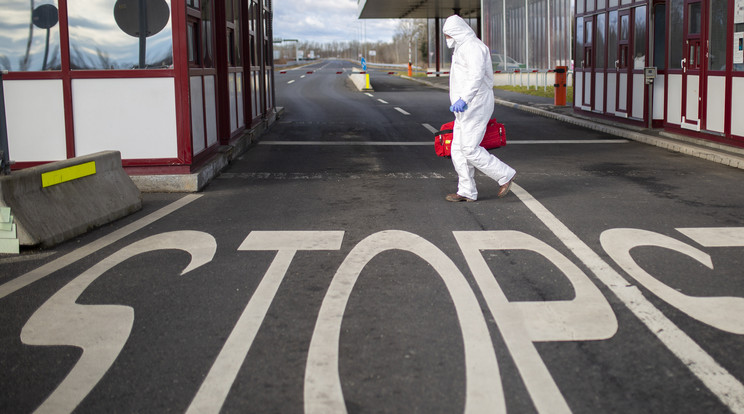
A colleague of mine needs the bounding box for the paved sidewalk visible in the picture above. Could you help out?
[403,74,744,170]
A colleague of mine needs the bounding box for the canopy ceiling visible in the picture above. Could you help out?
[357,0,481,19]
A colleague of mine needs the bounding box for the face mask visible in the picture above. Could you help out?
[446,37,456,49]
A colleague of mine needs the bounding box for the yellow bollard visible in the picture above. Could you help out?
[365,73,371,89]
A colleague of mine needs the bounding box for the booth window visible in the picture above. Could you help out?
[669,0,683,69]
[67,0,173,69]
[633,6,647,70]
[707,0,726,71]
[0,0,62,71]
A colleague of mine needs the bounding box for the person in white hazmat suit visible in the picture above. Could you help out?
[443,15,516,202]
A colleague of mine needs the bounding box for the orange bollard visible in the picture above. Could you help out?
[554,66,568,106]
[408,62,412,77]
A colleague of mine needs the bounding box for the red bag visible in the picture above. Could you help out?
[434,119,506,157]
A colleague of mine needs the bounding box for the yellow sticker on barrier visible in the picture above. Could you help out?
[41,161,97,188]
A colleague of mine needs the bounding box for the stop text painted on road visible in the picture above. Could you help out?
[12,185,744,413]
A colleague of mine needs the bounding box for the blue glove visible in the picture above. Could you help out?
[449,99,468,113]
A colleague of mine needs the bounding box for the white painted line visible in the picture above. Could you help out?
[188,231,344,414]
[287,80,295,84]
[512,183,744,413]
[364,93,374,97]
[511,139,629,144]
[377,99,388,104]
[301,75,306,78]
[395,107,410,115]
[22,231,217,414]
[421,123,439,134]
[258,140,628,146]
[0,195,202,299]
[219,172,448,180]
[259,141,430,146]
[305,230,504,414]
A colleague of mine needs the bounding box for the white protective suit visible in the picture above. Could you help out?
[443,15,515,200]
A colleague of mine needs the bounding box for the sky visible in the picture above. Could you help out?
[273,0,399,44]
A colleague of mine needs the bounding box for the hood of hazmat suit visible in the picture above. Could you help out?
[442,15,494,108]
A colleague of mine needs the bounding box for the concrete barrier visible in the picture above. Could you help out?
[348,68,373,92]
[0,151,141,247]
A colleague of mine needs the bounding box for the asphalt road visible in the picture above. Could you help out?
[1,59,744,413]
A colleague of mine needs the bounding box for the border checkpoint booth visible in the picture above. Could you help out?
[0,0,278,192]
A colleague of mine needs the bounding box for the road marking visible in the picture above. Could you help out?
[601,228,744,335]
[22,231,217,414]
[512,139,628,144]
[188,231,344,414]
[364,93,374,97]
[0,194,202,300]
[258,140,628,146]
[287,80,295,84]
[259,141,430,146]
[305,230,504,414]
[422,123,438,133]
[512,183,744,413]
[377,99,388,104]
[218,172,448,180]
[395,107,410,115]
[456,230,617,414]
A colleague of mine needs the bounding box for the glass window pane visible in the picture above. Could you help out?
[576,18,584,63]
[736,23,744,71]
[708,0,726,71]
[608,11,618,69]
[634,6,647,69]
[688,2,701,35]
[0,0,61,71]
[669,0,683,69]
[653,4,666,69]
[596,14,606,68]
[69,0,173,69]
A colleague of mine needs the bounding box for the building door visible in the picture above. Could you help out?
[680,0,705,131]
[614,9,631,118]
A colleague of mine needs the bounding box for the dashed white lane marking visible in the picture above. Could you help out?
[422,123,438,133]
[377,99,388,104]
[287,80,295,84]
[395,107,411,115]
[512,183,744,413]
[364,93,374,97]
[0,195,202,299]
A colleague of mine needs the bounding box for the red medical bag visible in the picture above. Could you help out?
[434,119,506,157]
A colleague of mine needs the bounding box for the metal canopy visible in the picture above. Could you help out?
[357,0,481,19]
